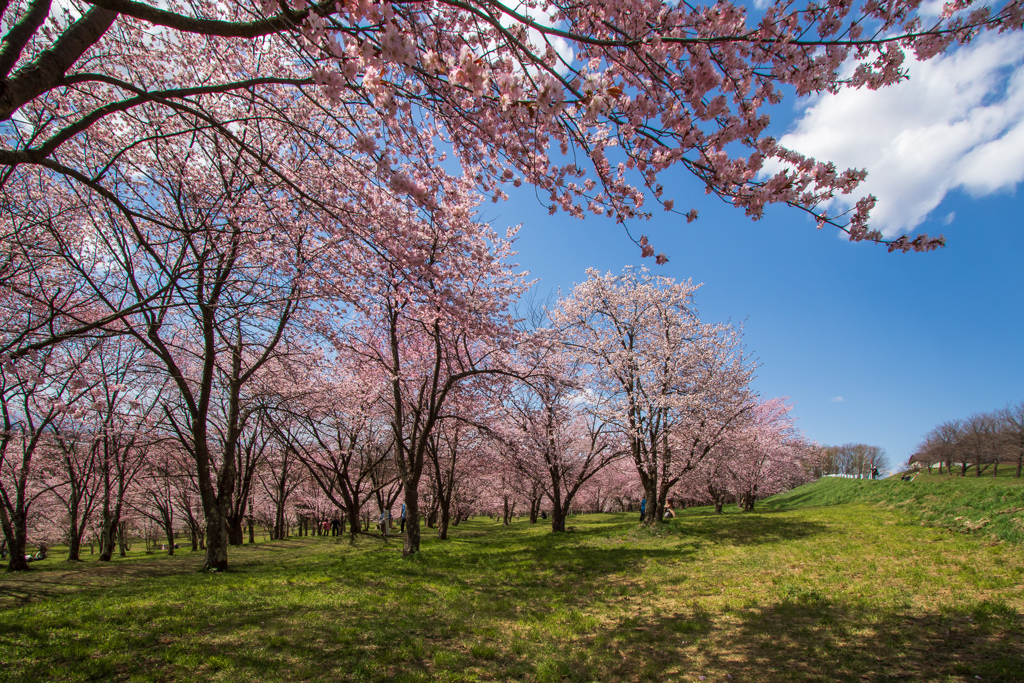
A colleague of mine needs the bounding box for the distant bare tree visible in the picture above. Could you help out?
[958,413,1001,477]
[820,443,888,478]
[998,402,1024,478]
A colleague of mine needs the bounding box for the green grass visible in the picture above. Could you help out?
[1,482,1023,682]
[766,471,1024,543]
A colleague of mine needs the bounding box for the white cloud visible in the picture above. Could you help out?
[495,1,575,76]
[831,396,845,403]
[771,33,1024,237]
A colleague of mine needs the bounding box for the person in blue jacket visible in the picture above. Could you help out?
[639,498,646,522]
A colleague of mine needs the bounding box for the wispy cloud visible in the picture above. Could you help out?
[831,396,845,403]
[769,33,1024,237]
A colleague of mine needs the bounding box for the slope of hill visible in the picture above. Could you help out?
[763,472,1024,543]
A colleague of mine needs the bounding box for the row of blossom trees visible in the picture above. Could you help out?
[2,259,817,571]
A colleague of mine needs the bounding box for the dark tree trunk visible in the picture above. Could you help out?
[402,485,420,557]
[228,518,245,546]
[65,496,85,562]
[550,507,566,532]
[165,524,176,556]
[529,496,541,524]
[438,506,450,540]
[67,533,82,562]
[347,505,361,541]
[204,504,229,572]
[641,479,659,524]
[98,504,121,562]
[117,521,129,557]
[4,514,30,572]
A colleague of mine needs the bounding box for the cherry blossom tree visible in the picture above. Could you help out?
[550,266,754,524]
[423,400,497,539]
[324,175,527,555]
[0,340,97,570]
[3,0,1021,266]
[720,398,812,511]
[72,338,163,562]
[136,440,185,555]
[257,437,307,540]
[46,412,103,561]
[268,365,397,540]
[501,347,625,532]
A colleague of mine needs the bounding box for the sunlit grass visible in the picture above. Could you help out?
[766,471,1024,543]
[1,480,1022,682]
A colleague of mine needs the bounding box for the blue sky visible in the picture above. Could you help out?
[485,33,1024,470]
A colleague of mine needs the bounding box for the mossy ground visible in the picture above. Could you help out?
[1,477,1022,682]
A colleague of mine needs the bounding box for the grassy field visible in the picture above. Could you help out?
[1,478,1022,682]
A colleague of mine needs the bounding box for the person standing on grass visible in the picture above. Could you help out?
[400,504,406,533]
[639,498,646,522]
[379,509,391,536]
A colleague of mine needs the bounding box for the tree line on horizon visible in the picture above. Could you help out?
[909,402,1024,477]
[812,443,889,479]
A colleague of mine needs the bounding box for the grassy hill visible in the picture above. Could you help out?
[764,471,1024,543]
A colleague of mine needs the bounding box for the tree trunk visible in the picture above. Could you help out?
[98,504,121,562]
[274,501,286,540]
[67,533,82,562]
[402,486,420,557]
[641,479,659,524]
[4,514,30,572]
[550,506,566,532]
[165,523,176,556]
[437,505,450,540]
[117,521,129,557]
[204,505,229,572]
[346,504,361,541]
[529,496,541,524]
[228,518,245,546]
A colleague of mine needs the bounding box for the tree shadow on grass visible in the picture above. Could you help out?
[559,593,1024,683]
[650,512,832,549]
[709,595,1024,682]
[0,554,206,608]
